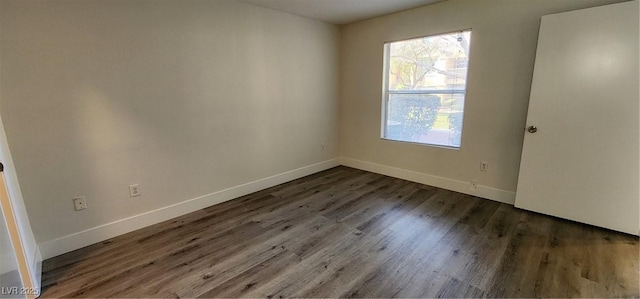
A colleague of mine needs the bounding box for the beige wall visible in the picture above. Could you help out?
[339,0,626,196]
[0,0,339,246]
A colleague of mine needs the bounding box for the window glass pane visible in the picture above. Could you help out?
[386,93,463,147]
[383,30,471,148]
[388,31,470,92]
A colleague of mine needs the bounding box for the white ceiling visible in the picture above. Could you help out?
[237,0,445,25]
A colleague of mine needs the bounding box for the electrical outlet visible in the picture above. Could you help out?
[73,196,87,211]
[480,161,489,171]
[470,180,478,190]
[129,184,141,197]
[321,143,326,151]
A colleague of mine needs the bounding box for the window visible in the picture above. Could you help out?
[382,30,471,148]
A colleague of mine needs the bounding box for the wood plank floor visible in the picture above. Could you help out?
[40,166,639,298]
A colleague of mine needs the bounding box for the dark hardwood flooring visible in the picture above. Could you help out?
[40,166,639,298]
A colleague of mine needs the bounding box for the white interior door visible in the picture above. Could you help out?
[0,112,41,296]
[515,1,639,235]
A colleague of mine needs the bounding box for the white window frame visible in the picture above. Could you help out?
[381,29,472,149]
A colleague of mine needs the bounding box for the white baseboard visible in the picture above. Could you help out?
[340,157,515,205]
[38,157,515,259]
[38,158,340,259]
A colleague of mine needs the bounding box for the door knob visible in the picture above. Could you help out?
[527,126,538,133]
